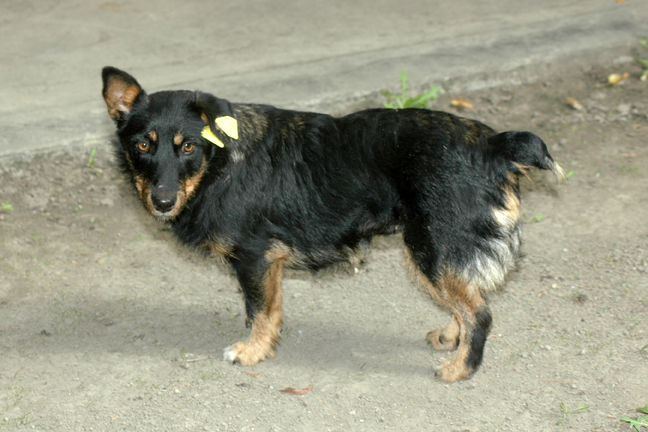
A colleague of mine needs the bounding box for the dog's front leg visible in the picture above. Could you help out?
[223,247,287,366]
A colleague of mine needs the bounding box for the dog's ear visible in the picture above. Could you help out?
[191,92,237,147]
[192,92,233,125]
[102,67,147,123]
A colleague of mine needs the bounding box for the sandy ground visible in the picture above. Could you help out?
[0,49,647,431]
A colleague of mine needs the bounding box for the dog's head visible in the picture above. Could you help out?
[102,67,234,221]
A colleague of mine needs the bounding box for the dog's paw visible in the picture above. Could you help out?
[426,328,460,351]
[222,346,238,363]
[223,340,275,366]
[434,358,474,382]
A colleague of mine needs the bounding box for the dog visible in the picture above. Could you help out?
[101,66,563,382]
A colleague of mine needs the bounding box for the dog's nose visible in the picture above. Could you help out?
[151,193,176,213]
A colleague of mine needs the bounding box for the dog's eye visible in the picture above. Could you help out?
[183,142,194,153]
[137,142,149,152]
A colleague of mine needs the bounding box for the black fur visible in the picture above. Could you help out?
[466,307,493,372]
[102,66,562,381]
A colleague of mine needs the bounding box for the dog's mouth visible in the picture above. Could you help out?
[132,161,208,222]
[150,189,183,218]
[150,193,185,220]
[147,190,187,221]
[133,176,187,221]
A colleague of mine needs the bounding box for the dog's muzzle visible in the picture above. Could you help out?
[151,184,178,213]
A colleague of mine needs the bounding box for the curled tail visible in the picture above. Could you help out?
[488,131,565,182]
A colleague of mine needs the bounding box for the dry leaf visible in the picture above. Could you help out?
[244,371,260,378]
[279,387,297,394]
[566,97,583,110]
[607,72,629,85]
[451,98,474,109]
[279,384,313,395]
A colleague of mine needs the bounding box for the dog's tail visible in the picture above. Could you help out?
[487,131,565,182]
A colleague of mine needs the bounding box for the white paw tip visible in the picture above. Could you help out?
[223,346,236,363]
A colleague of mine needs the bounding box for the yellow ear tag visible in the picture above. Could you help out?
[201,126,225,148]
[215,116,239,140]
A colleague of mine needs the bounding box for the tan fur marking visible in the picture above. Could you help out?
[174,133,184,145]
[405,255,486,382]
[507,171,519,186]
[262,252,286,329]
[207,239,234,257]
[435,336,472,381]
[200,112,209,125]
[492,186,521,228]
[121,86,140,111]
[148,130,158,142]
[182,158,208,201]
[437,270,484,311]
[225,247,288,365]
[124,149,135,171]
[134,158,208,221]
[133,174,155,214]
[133,174,145,194]
[513,160,566,183]
[433,270,486,382]
[104,78,140,120]
[512,162,533,181]
[427,314,460,351]
[266,242,291,263]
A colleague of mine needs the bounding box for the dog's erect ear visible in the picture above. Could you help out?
[102,66,146,122]
[192,92,233,125]
[191,92,236,147]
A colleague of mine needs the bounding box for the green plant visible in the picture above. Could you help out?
[530,214,544,223]
[621,405,648,431]
[88,148,96,167]
[556,402,589,425]
[1,203,13,213]
[381,71,441,109]
[636,39,648,81]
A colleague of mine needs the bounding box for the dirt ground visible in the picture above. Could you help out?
[1,48,647,431]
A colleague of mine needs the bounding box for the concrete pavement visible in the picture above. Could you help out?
[1,0,646,160]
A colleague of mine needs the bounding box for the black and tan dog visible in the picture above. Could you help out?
[102,66,563,382]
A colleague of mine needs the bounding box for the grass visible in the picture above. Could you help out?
[381,71,441,109]
[621,405,648,431]
[636,39,648,81]
[530,214,544,223]
[1,203,13,213]
[556,402,589,425]
[88,148,96,168]
[522,213,545,223]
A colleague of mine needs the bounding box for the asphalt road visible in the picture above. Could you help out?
[0,0,646,159]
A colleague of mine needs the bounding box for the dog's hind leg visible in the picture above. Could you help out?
[223,244,289,366]
[426,313,460,351]
[405,230,493,382]
[428,271,492,382]
[419,268,492,381]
